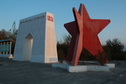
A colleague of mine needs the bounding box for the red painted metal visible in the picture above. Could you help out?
[64,4,110,66]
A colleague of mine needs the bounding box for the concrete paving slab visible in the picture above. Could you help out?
[0,57,126,84]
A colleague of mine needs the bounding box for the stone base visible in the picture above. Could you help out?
[0,54,13,59]
[52,63,115,72]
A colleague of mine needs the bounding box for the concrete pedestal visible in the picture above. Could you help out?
[52,63,115,73]
[105,63,115,68]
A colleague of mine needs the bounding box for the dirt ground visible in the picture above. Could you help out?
[0,57,126,84]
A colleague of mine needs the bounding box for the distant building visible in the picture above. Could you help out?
[0,39,13,58]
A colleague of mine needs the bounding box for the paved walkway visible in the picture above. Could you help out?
[0,57,126,84]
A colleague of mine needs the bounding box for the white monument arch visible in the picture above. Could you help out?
[13,12,58,63]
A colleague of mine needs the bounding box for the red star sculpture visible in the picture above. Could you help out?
[64,4,110,66]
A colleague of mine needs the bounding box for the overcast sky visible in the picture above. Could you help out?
[0,0,126,45]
